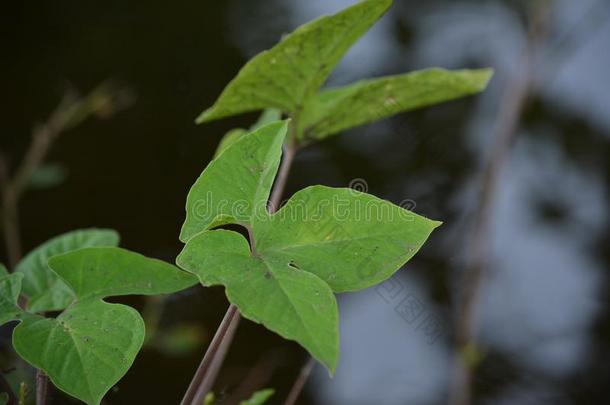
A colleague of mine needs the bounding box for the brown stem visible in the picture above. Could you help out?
[180,305,241,405]
[448,6,548,405]
[269,135,297,212]
[35,370,49,405]
[181,132,299,405]
[284,357,315,405]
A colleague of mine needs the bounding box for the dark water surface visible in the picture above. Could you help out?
[2,0,609,404]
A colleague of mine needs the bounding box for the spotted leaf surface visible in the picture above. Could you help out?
[196,0,392,123]
[180,121,288,242]
[178,123,440,373]
[177,230,339,373]
[299,68,494,140]
[13,300,144,405]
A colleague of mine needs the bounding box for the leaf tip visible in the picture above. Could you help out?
[472,68,494,91]
[195,110,209,125]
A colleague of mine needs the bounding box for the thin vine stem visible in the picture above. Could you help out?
[284,357,315,405]
[181,126,299,405]
[448,5,548,405]
[35,370,49,405]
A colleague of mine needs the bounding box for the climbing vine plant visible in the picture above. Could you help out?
[0,0,491,404]
[179,0,491,376]
[0,230,196,404]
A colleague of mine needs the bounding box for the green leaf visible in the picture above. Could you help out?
[203,392,215,405]
[0,392,8,405]
[299,68,494,140]
[13,300,145,405]
[254,186,441,292]
[178,117,441,373]
[180,120,288,242]
[47,247,198,300]
[16,229,120,312]
[196,0,393,123]
[10,246,196,405]
[0,263,8,276]
[177,230,339,373]
[0,273,24,326]
[240,388,275,405]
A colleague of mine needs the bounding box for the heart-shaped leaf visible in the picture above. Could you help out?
[7,247,197,405]
[16,229,120,312]
[196,0,393,123]
[13,300,144,405]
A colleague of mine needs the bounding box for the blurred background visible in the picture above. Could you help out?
[1,0,609,404]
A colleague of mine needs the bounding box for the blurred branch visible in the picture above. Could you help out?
[283,357,315,405]
[0,81,133,268]
[540,0,610,78]
[448,4,550,405]
[0,81,132,405]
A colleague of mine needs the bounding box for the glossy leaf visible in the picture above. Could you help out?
[254,186,441,292]
[47,247,198,300]
[177,230,339,373]
[240,388,275,405]
[196,0,392,123]
[180,121,288,242]
[299,68,494,140]
[16,229,120,312]
[0,273,24,326]
[13,300,144,405]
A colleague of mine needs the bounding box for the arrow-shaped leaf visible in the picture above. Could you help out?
[299,68,494,140]
[180,121,288,242]
[178,122,440,373]
[196,0,393,123]
[13,300,144,405]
